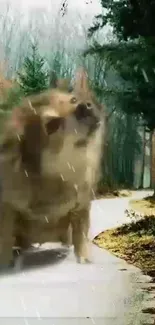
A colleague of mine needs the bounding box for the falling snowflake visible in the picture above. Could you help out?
[103,79,107,87]
[17,133,21,141]
[91,188,96,199]
[141,68,149,83]
[24,170,28,177]
[134,65,138,72]
[45,216,49,223]
[72,166,75,173]
[60,174,65,181]
[67,162,71,169]
[74,184,78,192]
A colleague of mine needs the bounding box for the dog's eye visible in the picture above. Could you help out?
[70,97,77,104]
[87,102,92,109]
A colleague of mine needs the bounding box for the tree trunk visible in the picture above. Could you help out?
[149,131,153,189]
[139,127,146,189]
[151,129,155,196]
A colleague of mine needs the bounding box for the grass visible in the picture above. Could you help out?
[129,195,155,215]
[96,188,132,199]
[94,202,155,278]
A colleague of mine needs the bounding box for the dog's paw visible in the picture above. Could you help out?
[63,244,71,249]
[13,255,24,272]
[76,256,92,264]
[0,248,24,273]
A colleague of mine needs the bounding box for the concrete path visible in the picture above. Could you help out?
[89,189,153,239]
[0,190,154,325]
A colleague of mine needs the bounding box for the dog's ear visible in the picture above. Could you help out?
[73,67,89,94]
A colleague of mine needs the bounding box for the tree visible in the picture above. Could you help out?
[83,53,142,191]
[88,0,155,41]
[0,74,23,136]
[17,43,49,96]
[86,0,155,190]
[86,0,155,130]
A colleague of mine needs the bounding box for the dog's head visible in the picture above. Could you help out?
[61,68,103,148]
[1,68,103,174]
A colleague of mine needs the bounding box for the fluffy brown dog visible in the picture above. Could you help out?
[0,68,104,267]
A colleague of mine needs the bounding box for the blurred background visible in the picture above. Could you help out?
[0,0,153,193]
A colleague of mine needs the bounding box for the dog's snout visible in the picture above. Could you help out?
[74,103,100,136]
[74,103,90,120]
[74,103,99,123]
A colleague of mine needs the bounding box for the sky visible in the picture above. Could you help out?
[20,0,101,10]
[0,0,104,56]
[0,0,102,15]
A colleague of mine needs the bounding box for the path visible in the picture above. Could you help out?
[89,189,153,239]
[0,190,154,325]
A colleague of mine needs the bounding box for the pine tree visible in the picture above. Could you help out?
[86,0,155,190]
[18,44,49,96]
[86,0,155,131]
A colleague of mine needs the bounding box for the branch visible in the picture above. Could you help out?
[60,0,68,17]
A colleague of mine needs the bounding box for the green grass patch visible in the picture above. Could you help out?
[94,215,155,278]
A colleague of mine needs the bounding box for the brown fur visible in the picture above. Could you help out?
[0,68,104,266]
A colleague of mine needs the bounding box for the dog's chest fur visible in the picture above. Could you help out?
[0,133,99,224]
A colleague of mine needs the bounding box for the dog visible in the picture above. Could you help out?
[0,68,104,267]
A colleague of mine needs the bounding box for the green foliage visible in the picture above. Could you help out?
[0,85,23,136]
[18,43,49,96]
[49,51,74,88]
[0,86,23,113]
[86,1,155,131]
[85,0,155,189]
[99,110,142,189]
[88,1,155,41]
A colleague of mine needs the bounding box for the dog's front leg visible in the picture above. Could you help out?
[0,203,16,269]
[71,208,91,264]
[57,216,72,248]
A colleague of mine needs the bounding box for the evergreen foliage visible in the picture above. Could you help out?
[18,43,49,96]
[86,0,155,131]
